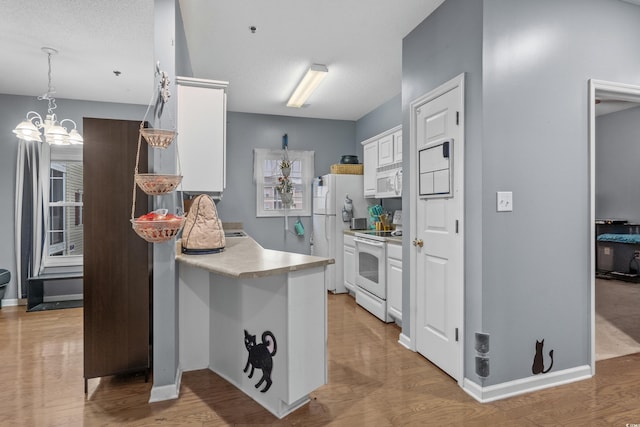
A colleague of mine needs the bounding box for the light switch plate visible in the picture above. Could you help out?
[497,191,513,212]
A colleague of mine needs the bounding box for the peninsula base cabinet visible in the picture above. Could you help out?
[343,234,356,292]
[178,263,327,419]
[386,242,402,323]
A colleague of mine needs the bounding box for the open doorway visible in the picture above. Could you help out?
[589,79,640,372]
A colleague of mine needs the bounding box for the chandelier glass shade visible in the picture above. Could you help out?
[13,47,83,145]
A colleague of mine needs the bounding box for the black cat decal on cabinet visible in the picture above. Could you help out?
[531,339,554,374]
[243,329,277,393]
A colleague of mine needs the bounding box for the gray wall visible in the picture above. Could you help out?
[402,0,484,381]
[216,111,355,254]
[355,93,402,158]
[480,0,640,386]
[403,0,640,387]
[596,106,640,222]
[0,94,146,303]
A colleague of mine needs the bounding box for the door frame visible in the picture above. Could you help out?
[409,73,465,384]
[588,79,640,374]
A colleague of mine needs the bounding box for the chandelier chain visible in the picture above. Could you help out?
[37,51,57,115]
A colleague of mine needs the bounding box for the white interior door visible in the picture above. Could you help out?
[413,82,464,381]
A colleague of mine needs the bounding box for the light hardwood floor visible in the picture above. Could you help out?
[2,294,640,426]
[596,278,640,360]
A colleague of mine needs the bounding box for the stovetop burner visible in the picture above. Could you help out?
[354,230,395,242]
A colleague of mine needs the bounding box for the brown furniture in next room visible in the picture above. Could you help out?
[83,118,152,392]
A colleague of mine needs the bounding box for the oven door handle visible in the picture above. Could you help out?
[354,237,386,247]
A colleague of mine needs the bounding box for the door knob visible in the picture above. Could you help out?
[413,238,423,248]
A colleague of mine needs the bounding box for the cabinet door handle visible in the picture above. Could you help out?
[412,238,423,248]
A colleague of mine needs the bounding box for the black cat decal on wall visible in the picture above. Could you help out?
[243,329,277,393]
[532,339,554,374]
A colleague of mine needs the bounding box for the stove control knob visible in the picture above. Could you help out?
[413,238,423,248]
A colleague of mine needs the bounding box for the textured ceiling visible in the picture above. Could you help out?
[0,0,444,121]
[0,0,155,106]
[179,0,445,120]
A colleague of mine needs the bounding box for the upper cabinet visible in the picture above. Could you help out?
[362,140,379,197]
[378,133,394,167]
[379,129,402,166]
[392,129,402,163]
[361,125,402,199]
[176,77,228,195]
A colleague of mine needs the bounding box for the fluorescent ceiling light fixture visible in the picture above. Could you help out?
[286,64,328,108]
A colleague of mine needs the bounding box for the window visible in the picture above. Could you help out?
[44,145,83,267]
[254,149,314,217]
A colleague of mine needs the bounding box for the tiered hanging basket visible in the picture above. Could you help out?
[135,173,183,196]
[130,127,185,242]
[140,128,177,149]
[131,215,186,243]
[130,65,185,243]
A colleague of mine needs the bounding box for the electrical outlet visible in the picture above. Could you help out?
[475,332,490,354]
[475,356,490,378]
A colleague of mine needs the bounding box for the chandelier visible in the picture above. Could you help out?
[13,47,83,145]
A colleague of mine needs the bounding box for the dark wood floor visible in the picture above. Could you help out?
[1,294,640,426]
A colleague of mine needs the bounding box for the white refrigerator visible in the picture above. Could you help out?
[312,174,371,293]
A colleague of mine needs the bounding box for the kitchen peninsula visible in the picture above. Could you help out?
[176,230,333,418]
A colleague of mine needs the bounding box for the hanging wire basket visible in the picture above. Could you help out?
[131,215,185,243]
[140,128,177,149]
[135,173,183,195]
[129,62,185,244]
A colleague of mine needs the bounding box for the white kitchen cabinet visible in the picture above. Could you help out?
[362,140,378,198]
[379,128,403,167]
[393,129,402,163]
[176,76,228,194]
[343,234,356,293]
[378,133,394,167]
[361,125,402,199]
[387,242,402,322]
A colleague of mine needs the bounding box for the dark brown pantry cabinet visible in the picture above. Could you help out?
[83,118,152,392]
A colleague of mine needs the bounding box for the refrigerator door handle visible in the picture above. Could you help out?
[324,185,329,214]
[325,214,329,242]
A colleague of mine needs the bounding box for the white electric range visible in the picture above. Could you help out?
[353,230,396,322]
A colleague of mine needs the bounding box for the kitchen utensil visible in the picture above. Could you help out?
[342,194,353,222]
[379,213,390,230]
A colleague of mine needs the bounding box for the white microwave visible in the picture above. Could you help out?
[376,164,402,198]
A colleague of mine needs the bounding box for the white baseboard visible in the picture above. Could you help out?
[1,298,19,308]
[463,365,592,403]
[149,367,182,403]
[43,293,83,302]
[398,333,413,350]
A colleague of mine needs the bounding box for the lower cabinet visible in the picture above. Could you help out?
[343,234,356,292]
[387,242,402,322]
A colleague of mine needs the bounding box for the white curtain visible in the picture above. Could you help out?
[14,139,48,298]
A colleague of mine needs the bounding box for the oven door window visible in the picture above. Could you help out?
[358,251,379,284]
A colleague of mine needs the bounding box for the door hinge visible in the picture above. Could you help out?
[455,328,459,342]
[455,220,459,233]
[456,111,459,125]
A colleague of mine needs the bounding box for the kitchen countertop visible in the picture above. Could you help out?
[176,231,334,279]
